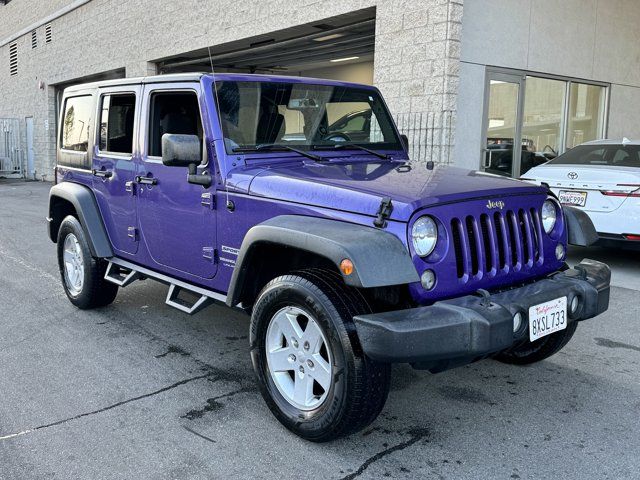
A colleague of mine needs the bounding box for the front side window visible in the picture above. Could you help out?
[148,91,202,158]
[99,94,136,154]
[61,95,92,152]
[549,144,640,168]
[214,81,401,154]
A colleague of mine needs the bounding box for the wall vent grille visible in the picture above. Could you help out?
[31,30,37,49]
[9,42,17,76]
[45,23,52,43]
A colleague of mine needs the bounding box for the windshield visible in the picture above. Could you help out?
[214,80,402,154]
[549,144,640,168]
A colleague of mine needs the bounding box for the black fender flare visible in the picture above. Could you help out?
[563,206,599,247]
[48,182,113,258]
[226,215,420,307]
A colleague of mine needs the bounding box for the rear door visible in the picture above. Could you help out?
[92,86,141,255]
[135,83,217,279]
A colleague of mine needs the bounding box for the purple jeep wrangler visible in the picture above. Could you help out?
[48,73,610,441]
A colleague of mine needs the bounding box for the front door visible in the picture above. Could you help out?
[92,86,140,256]
[482,72,525,177]
[136,84,217,280]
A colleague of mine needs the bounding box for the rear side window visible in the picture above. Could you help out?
[61,95,92,152]
[148,91,202,157]
[99,94,136,154]
[550,144,640,168]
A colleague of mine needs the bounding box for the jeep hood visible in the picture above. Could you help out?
[236,159,544,222]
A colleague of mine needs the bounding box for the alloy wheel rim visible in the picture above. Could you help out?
[63,233,84,296]
[265,306,333,411]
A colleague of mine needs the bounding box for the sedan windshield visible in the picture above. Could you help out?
[214,80,402,154]
[549,144,640,168]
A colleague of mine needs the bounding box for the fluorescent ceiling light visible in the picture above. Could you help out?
[313,33,345,42]
[330,56,360,63]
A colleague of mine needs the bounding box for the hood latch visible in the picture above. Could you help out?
[373,197,393,228]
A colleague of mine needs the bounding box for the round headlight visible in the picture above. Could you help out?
[412,216,438,257]
[541,200,557,234]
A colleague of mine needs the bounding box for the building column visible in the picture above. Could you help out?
[125,61,157,78]
[374,0,463,164]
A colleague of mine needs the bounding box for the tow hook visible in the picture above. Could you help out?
[475,289,492,307]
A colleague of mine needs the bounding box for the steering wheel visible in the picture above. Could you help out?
[543,144,557,155]
[323,132,351,143]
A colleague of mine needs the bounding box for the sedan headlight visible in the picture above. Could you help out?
[411,216,438,256]
[541,199,558,234]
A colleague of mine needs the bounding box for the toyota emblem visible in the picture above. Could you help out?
[567,172,578,180]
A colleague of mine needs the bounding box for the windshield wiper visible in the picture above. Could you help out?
[313,143,390,160]
[233,144,325,162]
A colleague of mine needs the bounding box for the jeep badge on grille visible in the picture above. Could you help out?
[486,200,505,210]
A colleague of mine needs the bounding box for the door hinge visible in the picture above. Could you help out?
[127,226,138,241]
[202,247,217,262]
[201,192,215,209]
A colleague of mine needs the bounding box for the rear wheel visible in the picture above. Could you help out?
[57,215,118,309]
[495,321,578,365]
[249,269,390,442]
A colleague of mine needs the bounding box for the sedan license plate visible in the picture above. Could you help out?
[559,190,587,207]
[529,297,567,342]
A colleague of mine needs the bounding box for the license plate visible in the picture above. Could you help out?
[559,190,587,207]
[529,297,567,342]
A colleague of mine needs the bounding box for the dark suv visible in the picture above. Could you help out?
[47,73,610,441]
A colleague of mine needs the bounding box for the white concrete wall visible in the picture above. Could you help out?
[0,0,70,40]
[0,0,463,178]
[454,0,640,170]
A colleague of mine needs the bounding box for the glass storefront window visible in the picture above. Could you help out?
[522,76,565,161]
[566,82,606,149]
[483,70,608,178]
[487,80,519,141]
[485,79,520,177]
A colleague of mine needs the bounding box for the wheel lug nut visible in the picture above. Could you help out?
[288,354,296,362]
[307,359,314,368]
[291,339,299,349]
[303,341,310,351]
[299,365,304,374]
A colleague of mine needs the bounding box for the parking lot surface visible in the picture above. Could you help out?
[1,180,639,480]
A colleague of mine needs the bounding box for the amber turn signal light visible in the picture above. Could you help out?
[340,259,354,276]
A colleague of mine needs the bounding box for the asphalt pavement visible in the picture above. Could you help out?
[1,180,639,479]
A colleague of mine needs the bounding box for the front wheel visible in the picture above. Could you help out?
[495,321,578,365]
[249,269,390,442]
[57,215,118,309]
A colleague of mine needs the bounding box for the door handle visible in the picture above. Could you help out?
[135,175,158,185]
[92,169,113,178]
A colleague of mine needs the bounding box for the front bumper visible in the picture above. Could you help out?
[353,259,610,372]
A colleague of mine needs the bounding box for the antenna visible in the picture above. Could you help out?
[207,45,235,211]
[208,45,222,112]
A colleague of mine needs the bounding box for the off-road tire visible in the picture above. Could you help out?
[57,215,118,309]
[495,321,578,365]
[249,268,391,442]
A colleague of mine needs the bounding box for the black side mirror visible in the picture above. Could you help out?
[161,134,201,167]
[161,133,212,188]
[400,134,409,151]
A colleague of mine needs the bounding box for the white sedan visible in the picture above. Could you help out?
[521,139,640,247]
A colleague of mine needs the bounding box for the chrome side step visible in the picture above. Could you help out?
[104,262,142,287]
[165,284,212,315]
[104,257,226,315]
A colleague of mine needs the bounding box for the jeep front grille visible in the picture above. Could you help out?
[450,208,544,282]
